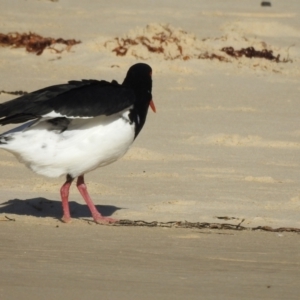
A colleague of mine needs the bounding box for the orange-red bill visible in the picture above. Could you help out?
[149,99,156,113]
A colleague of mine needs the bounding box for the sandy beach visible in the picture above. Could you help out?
[1,0,300,298]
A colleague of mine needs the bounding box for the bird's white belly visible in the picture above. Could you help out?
[1,113,135,178]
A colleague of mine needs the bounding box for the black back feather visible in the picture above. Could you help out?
[0,63,153,138]
[0,80,135,125]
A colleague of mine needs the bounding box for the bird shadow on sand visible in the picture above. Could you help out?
[0,198,122,220]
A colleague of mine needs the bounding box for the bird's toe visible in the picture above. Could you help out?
[94,216,118,225]
[61,215,72,223]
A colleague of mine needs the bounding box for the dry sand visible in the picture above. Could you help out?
[0,0,300,299]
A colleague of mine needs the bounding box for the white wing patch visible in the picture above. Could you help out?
[42,110,93,119]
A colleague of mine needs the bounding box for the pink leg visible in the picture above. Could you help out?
[60,175,74,223]
[76,175,117,224]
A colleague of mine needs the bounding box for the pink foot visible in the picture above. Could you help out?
[76,175,118,224]
[93,214,118,224]
[61,215,72,223]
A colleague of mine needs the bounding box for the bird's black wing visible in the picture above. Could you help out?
[0,80,135,125]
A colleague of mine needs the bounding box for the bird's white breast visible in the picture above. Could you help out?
[0,109,135,178]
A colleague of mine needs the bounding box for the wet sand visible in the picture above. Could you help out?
[1,222,300,300]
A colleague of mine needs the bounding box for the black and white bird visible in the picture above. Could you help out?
[0,63,155,224]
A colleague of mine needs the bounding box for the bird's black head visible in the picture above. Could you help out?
[122,63,152,92]
[122,63,155,139]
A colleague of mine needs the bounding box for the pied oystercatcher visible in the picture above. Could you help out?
[0,63,156,224]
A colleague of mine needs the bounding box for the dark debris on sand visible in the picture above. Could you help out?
[0,90,28,96]
[113,220,300,233]
[221,46,292,63]
[0,32,81,55]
